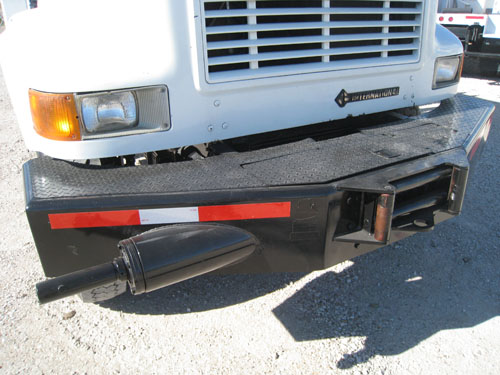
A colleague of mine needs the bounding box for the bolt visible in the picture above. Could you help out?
[222,122,228,130]
[411,94,415,99]
[207,125,214,132]
[214,100,221,107]
[410,75,414,81]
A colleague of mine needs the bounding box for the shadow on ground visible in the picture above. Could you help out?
[99,272,305,314]
[273,239,499,369]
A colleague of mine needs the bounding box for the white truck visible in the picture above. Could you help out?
[0,0,494,304]
[437,0,500,73]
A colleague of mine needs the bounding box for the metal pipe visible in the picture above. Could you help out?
[374,194,391,242]
[392,193,446,218]
[392,167,452,193]
[36,259,127,304]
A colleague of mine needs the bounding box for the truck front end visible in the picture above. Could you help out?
[2,0,463,159]
[0,0,494,304]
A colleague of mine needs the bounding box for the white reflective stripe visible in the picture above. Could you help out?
[139,207,200,225]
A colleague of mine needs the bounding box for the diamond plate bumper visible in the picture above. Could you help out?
[24,94,494,277]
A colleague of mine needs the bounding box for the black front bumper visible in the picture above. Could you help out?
[24,95,494,277]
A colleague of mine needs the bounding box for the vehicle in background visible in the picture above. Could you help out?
[437,0,500,74]
[0,0,31,25]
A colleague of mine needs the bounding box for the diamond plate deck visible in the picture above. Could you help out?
[25,94,494,201]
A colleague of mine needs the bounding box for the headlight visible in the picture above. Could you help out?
[77,86,170,139]
[29,86,170,141]
[433,55,463,89]
[81,92,138,133]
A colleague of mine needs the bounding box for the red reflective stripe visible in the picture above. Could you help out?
[49,210,141,229]
[466,16,484,19]
[49,202,292,229]
[198,202,291,222]
[468,138,482,161]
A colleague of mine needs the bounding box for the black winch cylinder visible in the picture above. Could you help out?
[35,224,257,304]
[119,224,257,294]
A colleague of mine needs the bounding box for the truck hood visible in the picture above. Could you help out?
[1,0,176,93]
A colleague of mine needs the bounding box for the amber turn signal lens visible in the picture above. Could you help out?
[29,89,81,141]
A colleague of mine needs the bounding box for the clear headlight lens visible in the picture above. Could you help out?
[76,86,170,139]
[81,92,138,133]
[433,55,463,89]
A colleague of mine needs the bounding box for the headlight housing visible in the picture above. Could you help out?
[433,55,463,89]
[76,86,170,139]
[29,86,170,141]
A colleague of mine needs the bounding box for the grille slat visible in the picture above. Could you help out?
[203,0,423,3]
[206,20,421,34]
[201,0,424,82]
[207,31,420,49]
[205,7,421,17]
[208,42,418,65]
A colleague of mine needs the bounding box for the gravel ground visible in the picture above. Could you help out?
[0,68,499,374]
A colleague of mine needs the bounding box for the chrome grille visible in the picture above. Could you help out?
[201,0,424,82]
